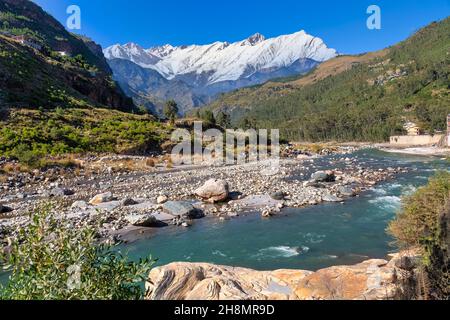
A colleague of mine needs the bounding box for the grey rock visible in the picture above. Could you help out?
[71,200,89,210]
[322,194,343,202]
[163,201,196,218]
[125,214,157,227]
[311,171,335,183]
[95,201,121,212]
[151,211,176,222]
[337,186,355,197]
[49,187,74,197]
[121,198,138,206]
[270,192,286,201]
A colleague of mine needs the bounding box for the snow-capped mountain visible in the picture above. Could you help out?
[104,30,337,115]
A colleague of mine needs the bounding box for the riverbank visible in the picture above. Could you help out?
[0,145,407,247]
[380,146,450,157]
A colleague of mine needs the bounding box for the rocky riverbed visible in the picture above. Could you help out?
[0,146,409,247]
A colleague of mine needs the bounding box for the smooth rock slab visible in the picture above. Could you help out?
[145,252,417,300]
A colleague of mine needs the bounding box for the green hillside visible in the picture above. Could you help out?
[0,0,134,112]
[206,17,450,142]
[0,0,174,166]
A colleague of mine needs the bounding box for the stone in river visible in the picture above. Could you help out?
[322,194,343,203]
[337,186,355,197]
[194,179,229,203]
[125,214,157,227]
[163,201,196,218]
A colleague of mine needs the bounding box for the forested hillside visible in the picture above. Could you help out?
[206,17,450,142]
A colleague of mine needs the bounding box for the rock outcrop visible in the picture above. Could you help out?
[145,251,419,300]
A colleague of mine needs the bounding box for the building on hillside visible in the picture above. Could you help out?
[403,121,422,136]
[390,119,448,147]
[12,35,42,51]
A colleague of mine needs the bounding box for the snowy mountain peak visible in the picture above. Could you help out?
[104,29,337,85]
[243,33,266,46]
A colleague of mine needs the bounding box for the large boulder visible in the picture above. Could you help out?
[194,179,229,203]
[163,201,196,218]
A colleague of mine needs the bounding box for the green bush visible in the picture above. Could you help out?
[389,171,450,299]
[0,209,155,300]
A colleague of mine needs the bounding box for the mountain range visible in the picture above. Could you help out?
[104,31,337,114]
[202,17,450,142]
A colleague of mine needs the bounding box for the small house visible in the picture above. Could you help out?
[12,35,42,51]
[404,122,422,136]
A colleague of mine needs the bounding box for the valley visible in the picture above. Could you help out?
[0,0,449,301]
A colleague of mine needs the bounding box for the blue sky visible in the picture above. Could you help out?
[33,0,450,54]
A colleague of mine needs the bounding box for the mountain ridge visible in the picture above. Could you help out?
[201,17,450,142]
[104,30,337,114]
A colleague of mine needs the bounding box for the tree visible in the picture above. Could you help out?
[216,111,231,129]
[163,100,178,124]
[137,105,149,115]
[0,209,155,300]
[201,110,216,126]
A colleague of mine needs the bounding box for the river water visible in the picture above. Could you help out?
[124,149,448,271]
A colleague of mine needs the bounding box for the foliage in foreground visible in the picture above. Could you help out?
[0,210,155,300]
[389,171,450,300]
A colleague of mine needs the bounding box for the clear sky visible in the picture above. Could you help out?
[32,0,450,54]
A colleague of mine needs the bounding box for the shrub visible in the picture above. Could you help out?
[389,171,450,299]
[0,209,155,300]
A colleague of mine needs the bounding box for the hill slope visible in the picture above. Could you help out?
[206,18,450,142]
[0,0,134,112]
[0,0,176,164]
